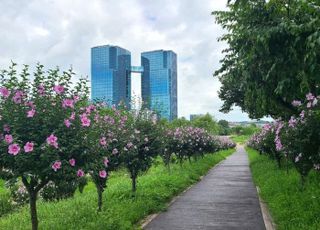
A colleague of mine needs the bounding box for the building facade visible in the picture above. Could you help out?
[141,50,177,121]
[91,45,131,106]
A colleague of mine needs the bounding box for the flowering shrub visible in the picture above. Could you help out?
[215,136,236,150]
[83,104,129,210]
[165,126,233,166]
[248,93,320,185]
[120,109,161,193]
[0,63,91,230]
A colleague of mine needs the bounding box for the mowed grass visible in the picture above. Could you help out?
[0,149,235,230]
[246,147,320,230]
[230,135,250,144]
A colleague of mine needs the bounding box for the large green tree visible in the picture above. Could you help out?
[213,0,320,119]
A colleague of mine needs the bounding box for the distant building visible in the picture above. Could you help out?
[91,45,131,106]
[141,50,177,121]
[190,114,205,121]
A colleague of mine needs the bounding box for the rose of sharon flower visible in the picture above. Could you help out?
[8,144,20,155]
[27,109,36,118]
[53,85,64,94]
[70,112,76,120]
[62,99,74,108]
[100,137,107,146]
[81,116,91,127]
[99,170,107,178]
[77,169,85,177]
[4,134,13,144]
[38,84,45,95]
[64,119,71,128]
[103,157,109,167]
[291,100,301,107]
[24,142,34,153]
[69,158,76,167]
[0,87,10,98]
[46,134,58,148]
[52,161,62,172]
[306,93,315,101]
[12,90,23,104]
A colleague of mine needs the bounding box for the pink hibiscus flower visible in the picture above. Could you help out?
[0,87,10,98]
[99,170,107,178]
[81,116,91,127]
[24,142,34,153]
[4,134,13,144]
[103,157,109,167]
[77,169,85,177]
[64,119,71,128]
[69,158,76,167]
[62,99,74,108]
[27,109,36,118]
[46,134,58,148]
[53,85,64,94]
[8,144,20,155]
[100,137,107,146]
[52,161,62,172]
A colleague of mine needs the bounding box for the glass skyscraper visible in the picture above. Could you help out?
[141,50,177,121]
[91,45,131,106]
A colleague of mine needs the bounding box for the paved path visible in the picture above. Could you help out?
[144,146,265,230]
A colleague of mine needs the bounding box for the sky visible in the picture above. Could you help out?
[0,0,255,121]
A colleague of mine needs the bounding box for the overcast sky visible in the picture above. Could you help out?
[0,0,255,121]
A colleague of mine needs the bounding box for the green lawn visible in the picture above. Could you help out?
[246,147,320,230]
[0,149,234,230]
[230,135,250,144]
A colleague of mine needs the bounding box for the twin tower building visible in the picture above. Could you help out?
[91,45,177,121]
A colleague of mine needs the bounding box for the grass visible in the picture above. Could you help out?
[230,135,250,144]
[0,149,235,230]
[246,147,320,230]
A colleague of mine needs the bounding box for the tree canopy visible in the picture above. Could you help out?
[213,0,320,119]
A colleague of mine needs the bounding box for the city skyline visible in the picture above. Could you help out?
[91,45,177,121]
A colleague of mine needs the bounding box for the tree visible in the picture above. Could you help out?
[0,63,90,230]
[218,120,230,135]
[213,0,320,119]
[170,117,191,128]
[191,113,219,134]
[120,109,161,193]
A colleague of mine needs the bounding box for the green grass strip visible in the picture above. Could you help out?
[246,147,320,230]
[0,149,235,230]
[230,135,250,144]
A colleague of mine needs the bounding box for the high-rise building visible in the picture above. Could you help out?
[141,50,177,121]
[91,45,131,106]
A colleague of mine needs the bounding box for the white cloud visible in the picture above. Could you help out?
[0,0,254,121]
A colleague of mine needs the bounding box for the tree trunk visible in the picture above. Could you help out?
[300,174,306,191]
[167,163,171,174]
[97,187,103,212]
[131,176,137,193]
[29,191,38,230]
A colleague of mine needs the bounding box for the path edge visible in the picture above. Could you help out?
[139,152,234,229]
[256,186,277,230]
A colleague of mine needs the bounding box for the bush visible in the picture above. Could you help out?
[0,63,94,230]
[248,93,320,186]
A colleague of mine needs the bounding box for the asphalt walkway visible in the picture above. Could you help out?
[144,145,265,230]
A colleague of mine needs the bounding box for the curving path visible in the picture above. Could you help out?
[144,146,265,230]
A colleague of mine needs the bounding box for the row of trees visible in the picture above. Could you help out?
[248,93,320,186]
[0,63,235,230]
[170,113,256,136]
